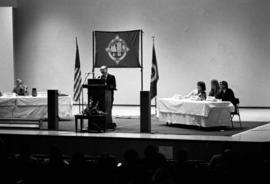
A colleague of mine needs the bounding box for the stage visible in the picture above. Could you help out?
[0,107,270,161]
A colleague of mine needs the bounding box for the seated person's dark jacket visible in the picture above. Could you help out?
[217,88,236,105]
[199,92,207,100]
[209,90,219,98]
[13,85,27,96]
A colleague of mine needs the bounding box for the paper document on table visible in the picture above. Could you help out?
[206,96,216,102]
[172,94,183,100]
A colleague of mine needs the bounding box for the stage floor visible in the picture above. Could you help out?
[0,107,269,142]
[37,116,267,137]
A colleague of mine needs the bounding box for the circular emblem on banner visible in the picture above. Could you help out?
[105,35,130,64]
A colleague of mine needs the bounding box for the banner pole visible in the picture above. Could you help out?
[155,96,157,116]
[141,30,143,91]
[81,87,84,113]
[78,96,81,114]
[92,31,95,79]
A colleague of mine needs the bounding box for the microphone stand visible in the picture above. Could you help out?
[83,73,91,85]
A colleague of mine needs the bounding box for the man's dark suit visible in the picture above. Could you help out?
[101,73,116,104]
[100,73,116,129]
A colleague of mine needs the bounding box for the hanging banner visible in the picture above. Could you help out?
[94,30,141,68]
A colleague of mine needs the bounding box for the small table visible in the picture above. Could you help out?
[74,114,107,133]
[0,95,72,120]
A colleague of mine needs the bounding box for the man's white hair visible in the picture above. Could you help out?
[100,65,108,70]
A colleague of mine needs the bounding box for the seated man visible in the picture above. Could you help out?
[12,78,28,96]
[185,81,207,101]
[217,81,236,105]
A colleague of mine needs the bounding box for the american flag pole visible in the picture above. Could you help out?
[74,37,83,114]
[81,83,84,114]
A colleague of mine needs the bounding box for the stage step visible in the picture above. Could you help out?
[0,118,42,129]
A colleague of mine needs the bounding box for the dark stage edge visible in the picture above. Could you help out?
[0,128,269,161]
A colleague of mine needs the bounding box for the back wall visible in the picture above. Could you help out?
[13,0,270,106]
[0,7,14,92]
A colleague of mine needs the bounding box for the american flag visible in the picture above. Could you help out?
[73,39,82,102]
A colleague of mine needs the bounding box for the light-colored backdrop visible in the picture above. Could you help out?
[10,0,270,106]
[0,7,14,92]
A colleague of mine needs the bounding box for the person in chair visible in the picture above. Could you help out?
[217,81,235,104]
[209,79,220,98]
[185,81,207,101]
[12,78,28,96]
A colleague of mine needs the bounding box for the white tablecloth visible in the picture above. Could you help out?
[0,96,72,120]
[158,98,235,127]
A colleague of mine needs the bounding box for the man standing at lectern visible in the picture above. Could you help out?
[100,65,116,105]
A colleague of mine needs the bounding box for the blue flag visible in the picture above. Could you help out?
[150,44,159,99]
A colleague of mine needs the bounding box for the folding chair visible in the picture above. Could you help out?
[231,98,242,128]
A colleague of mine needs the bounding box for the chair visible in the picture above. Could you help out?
[231,98,242,128]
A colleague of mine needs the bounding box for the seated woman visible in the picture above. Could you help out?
[209,79,220,98]
[185,81,207,101]
[216,81,235,104]
[12,78,28,96]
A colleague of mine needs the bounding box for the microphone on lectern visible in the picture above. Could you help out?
[85,72,95,75]
[83,72,96,84]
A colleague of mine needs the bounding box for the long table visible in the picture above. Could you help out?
[157,98,235,127]
[0,96,72,120]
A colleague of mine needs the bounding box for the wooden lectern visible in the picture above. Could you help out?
[82,79,114,131]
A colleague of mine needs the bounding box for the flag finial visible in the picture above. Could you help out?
[152,36,155,45]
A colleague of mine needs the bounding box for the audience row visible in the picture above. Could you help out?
[0,139,269,183]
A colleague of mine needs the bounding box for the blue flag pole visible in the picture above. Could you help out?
[92,31,95,79]
[141,30,144,91]
[152,36,158,116]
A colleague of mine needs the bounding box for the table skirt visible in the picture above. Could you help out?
[0,96,72,120]
[159,108,232,127]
